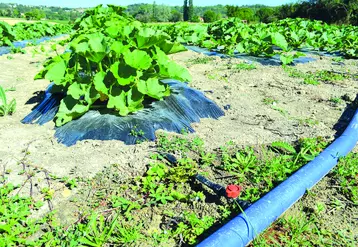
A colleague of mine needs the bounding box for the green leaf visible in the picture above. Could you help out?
[110,41,129,54]
[155,47,191,82]
[123,49,152,70]
[86,33,107,63]
[280,53,294,65]
[136,28,166,49]
[0,85,7,105]
[143,78,170,100]
[55,96,90,126]
[271,141,296,154]
[44,58,66,84]
[67,82,84,100]
[157,41,187,54]
[93,71,108,95]
[127,87,144,112]
[272,32,288,51]
[110,62,137,86]
[107,87,129,116]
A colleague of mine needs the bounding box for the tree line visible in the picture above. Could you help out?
[0,1,356,25]
[0,3,82,22]
[127,0,357,25]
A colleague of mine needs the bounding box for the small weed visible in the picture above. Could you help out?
[0,183,46,246]
[41,187,55,200]
[188,56,215,65]
[5,86,16,91]
[0,84,16,116]
[262,97,277,105]
[235,62,256,70]
[206,71,228,82]
[271,105,288,116]
[331,153,358,205]
[298,118,319,126]
[329,97,342,104]
[172,212,215,245]
[332,57,344,63]
[283,66,349,85]
[219,137,328,201]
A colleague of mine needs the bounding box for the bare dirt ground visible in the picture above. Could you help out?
[0,41,357,239]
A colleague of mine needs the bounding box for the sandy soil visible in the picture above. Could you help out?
[0,41,357,220]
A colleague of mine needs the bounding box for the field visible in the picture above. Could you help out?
[0,17,64,25]
[0,5,357,247]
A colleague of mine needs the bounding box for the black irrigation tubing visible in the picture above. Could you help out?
[159,152,251,210]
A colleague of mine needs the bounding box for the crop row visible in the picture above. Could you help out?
[152,18,358,63]
[0,21,72,47]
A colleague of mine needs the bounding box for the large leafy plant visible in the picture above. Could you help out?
[35,5,191,126]
[13,22,72,41]
[153,17,358,63]
[0,21,15,46]
[0,21,71,47]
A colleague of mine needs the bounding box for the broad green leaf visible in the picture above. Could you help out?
[67,82,84,100]
[110,62,137,86]
[107,87,129,116]
[271,32,288,51]
[72,42,89,55]
[157,40,187,54]
[85,84,100,104]
[280,53,294,65]
[136,28,167,49]
[123,49,152,70]
[127,87,144,112]
[146,78,170,99]
[155,48,191,82]
[56,96,89,126]
[93,71,108,95]
[86,33,107,63]
[45,58,66,84]
[110,41,129,54]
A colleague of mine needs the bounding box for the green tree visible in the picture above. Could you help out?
[203,10,219,23]
[169,10,183,22]
[152,1,157,20]
[25,8,46,20]
[183,0,189,21]
[188,0,194,21]
[12,9,20,18]
[154,5,171,22]
[226,6,255,21]
[256,7,277,23]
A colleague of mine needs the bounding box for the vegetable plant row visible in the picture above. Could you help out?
[152,18,358,64]
[35,5,191,126]
[0,21,72,47]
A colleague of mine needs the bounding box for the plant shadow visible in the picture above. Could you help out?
[25,90,45,106]
[333,95,358,137]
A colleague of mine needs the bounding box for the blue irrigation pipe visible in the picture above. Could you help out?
[198,108,358,247]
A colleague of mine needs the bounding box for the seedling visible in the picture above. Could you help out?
[235,62,256,70]
[0,85,16,116]
[188,56,215,65]
[329,97,342,104]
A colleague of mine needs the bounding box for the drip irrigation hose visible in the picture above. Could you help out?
[198,107,358,247]
[194,174,251,210]
[160,152,251,209]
